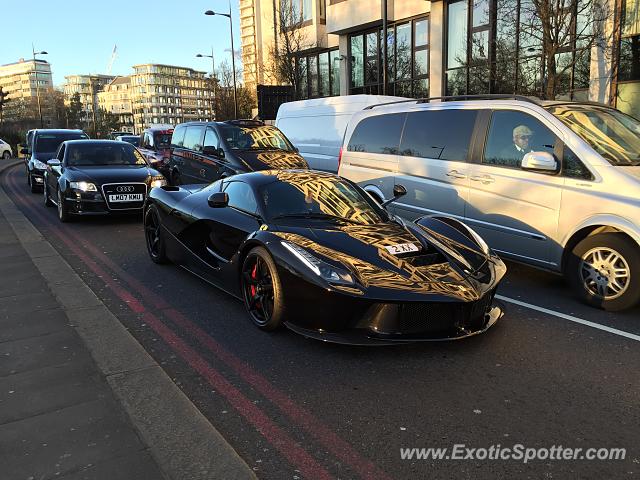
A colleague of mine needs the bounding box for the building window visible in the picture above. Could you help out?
[446,0,592,99]
[296,48,340,99]
[349,16,429,97]
[282,0,313,26]
[617,0,640,117]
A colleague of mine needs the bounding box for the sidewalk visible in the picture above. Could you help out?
[0,206,167,479]
[0,161,256,480]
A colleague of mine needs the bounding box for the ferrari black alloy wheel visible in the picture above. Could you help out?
[144,206,168,264]
[241,247,286,331]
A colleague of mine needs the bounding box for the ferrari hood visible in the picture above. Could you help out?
[272,220,494,299]
[235,150,309,171]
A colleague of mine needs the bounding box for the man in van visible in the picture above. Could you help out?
[499,125,534,166]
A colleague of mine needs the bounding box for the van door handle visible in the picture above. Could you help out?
[446,170,466,179]
[470,175,495,184]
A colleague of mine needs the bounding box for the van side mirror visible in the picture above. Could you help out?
[208,191,228,208]
[521,151,558,172]
[20,148,29,155]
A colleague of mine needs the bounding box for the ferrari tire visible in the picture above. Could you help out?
[43,181,53,207]
[566,233,640,311]
[144,205,169,264]
[241,247,288,331]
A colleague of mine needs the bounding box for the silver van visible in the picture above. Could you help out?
[338,96,640,311]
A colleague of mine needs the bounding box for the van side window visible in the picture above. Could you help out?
[183,126,204,153]
[484,111,557,169]
[562,146,593,180]
[204,127,220,150]
[171,125,187,148]
[400,110,477,162]
[347,113,406,155]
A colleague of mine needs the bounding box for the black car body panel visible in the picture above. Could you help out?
[168,121,308,185]
[145,170,507,343]
[44,140,163,217]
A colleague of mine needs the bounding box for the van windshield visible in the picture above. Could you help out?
[218,125,295,152]
[35,133,88,154]
[547,105,640,166]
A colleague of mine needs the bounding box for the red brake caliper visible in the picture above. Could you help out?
[250,263,257,297]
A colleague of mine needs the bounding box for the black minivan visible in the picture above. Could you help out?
[167,120,308,185]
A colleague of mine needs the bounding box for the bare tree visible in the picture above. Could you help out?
[265,0,310,96]
[0,86,9,127]
[214,61,256,120]
[519,0,608,99]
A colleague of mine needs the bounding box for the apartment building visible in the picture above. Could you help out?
[0,59,54,122]
[97,76,134,133]
[242,0,640,119]
[130,64,213,133]
[62,74,116,124]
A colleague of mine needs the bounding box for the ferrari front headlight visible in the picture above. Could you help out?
[70,181,97,192]
[281,241,354,285]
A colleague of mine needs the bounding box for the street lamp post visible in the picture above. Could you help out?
[32,47,48,128]
[205,3,238,119]
[196,48,216,120]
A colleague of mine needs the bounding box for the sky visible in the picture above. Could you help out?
[1,0,242,86]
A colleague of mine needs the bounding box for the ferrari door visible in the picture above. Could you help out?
[189,181,261,288]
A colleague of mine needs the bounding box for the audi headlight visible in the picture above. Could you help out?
[70,181,97,192]
[282,241,354,284]
[33,160,47,170]
[150,176,167,188]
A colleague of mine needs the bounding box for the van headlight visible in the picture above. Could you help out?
[33,160,47,170]
[281,241,354,284]
[70,181,97,192]
[150,176,167,188]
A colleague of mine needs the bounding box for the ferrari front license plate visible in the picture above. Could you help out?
[108,193,143,202]
[385,242,420,255]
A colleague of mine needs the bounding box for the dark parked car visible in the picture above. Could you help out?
[43,140,166,222]
[167,120,308,185]
[23,129,89,192]
[137,126,173,176]
[144,169,506,344]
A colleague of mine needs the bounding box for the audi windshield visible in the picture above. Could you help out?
[66,143,148,166]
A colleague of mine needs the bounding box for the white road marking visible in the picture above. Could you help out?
[496,295,640,342]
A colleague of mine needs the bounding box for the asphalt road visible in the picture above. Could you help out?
[3,163,639,480]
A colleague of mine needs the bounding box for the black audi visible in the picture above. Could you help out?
[43,140,166,222]
[144,170,507,344]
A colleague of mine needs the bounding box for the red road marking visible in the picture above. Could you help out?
[5,165,393,480]
[4,167,335,480]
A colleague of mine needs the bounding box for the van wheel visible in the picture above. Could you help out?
[171,171,182,186]
[566,233,640,311]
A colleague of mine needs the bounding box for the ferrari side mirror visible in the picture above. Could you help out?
[208,191,229,208]
[381,184,408,208]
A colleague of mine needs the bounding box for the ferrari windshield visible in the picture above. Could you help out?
[259,174,385,225]
[66,142,147,166]
[219,125,295,152]
[547,105,640,166]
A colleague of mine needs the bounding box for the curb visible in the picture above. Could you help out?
[0,160,257,480]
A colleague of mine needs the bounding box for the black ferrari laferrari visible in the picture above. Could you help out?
[144,170,507,344]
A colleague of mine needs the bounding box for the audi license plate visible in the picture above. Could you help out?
[384,242,420,255]
[108,193,143,202]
